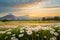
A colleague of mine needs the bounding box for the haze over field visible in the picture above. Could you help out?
[0,0,60,17]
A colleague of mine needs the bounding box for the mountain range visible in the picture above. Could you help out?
[0,14,60,21]
[0,14,30,20]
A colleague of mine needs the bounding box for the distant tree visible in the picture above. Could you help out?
[2,19,9,22]
[54,17,60,21]
[46,18,54,21]
[42,17,46,21]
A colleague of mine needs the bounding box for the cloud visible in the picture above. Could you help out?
[0,0,60,13]
[43,6,60,8]
[0,0,41,7]
[0,0,42,13]
[41,0,60,8]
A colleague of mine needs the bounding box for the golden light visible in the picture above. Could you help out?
[11,2,60,17]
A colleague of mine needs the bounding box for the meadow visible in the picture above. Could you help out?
[0,21,60,40]
[0,21,59,28]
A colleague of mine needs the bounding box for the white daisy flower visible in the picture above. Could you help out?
[50,37,56,40]
[44,36,47,38]
[6,29,12,32]
[12,34,16,37]
[0,31,6,34]
[58,30,60,32]
[7,32,11,34]
[50,31,54,34]
[26,30,32,35]
[11,37,16,40]
[4,36,8,39]
[11,37,18,40]
[20,30,24,33]
[14,38,18,40]
[54,32,58,36]
[19,34,24,37]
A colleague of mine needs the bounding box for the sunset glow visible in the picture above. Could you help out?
[0,0,60,17]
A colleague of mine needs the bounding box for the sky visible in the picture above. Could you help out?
[0,0,60,17]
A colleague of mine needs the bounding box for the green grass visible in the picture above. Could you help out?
[0,21,60,40]
[0,25,60,40]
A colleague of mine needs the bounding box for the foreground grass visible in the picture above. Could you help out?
[0,25,60,40]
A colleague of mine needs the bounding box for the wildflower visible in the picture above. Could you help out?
[20,30,24,33]
[7,32,11,34]
[15,38,18,40]
[32,27,39,32]
[11,37,18,40]
[26,30,32,35]
[20,27,25,30]
[12,34,16,37]
[0,31,6,34]
[49,28,55,31]
[50,31,54,34]
[4,36,8,39]
[24,26,29,29]
[54,32,58,36]
[55,25,60,28]
[11,37,16,40]
[6,29,12,32]
[19,34,24,37]
[44,36,47,38]
[58,30,60,32]
[50,37,56,40]
[25,26,31,31]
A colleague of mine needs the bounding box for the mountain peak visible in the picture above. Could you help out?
[7,13,14,16]
[0,13,18,20]
[9,13,12,15]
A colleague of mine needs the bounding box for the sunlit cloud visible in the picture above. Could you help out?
[0,0,60,17]
[0,0,50,13]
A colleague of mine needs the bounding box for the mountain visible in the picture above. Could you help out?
[0,14,30,20]
[1,13,60,21]
[0,14,18,20]
[18,15,30,20]
[0,14,41,20]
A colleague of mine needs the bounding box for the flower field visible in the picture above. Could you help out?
[0,25,60,40]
